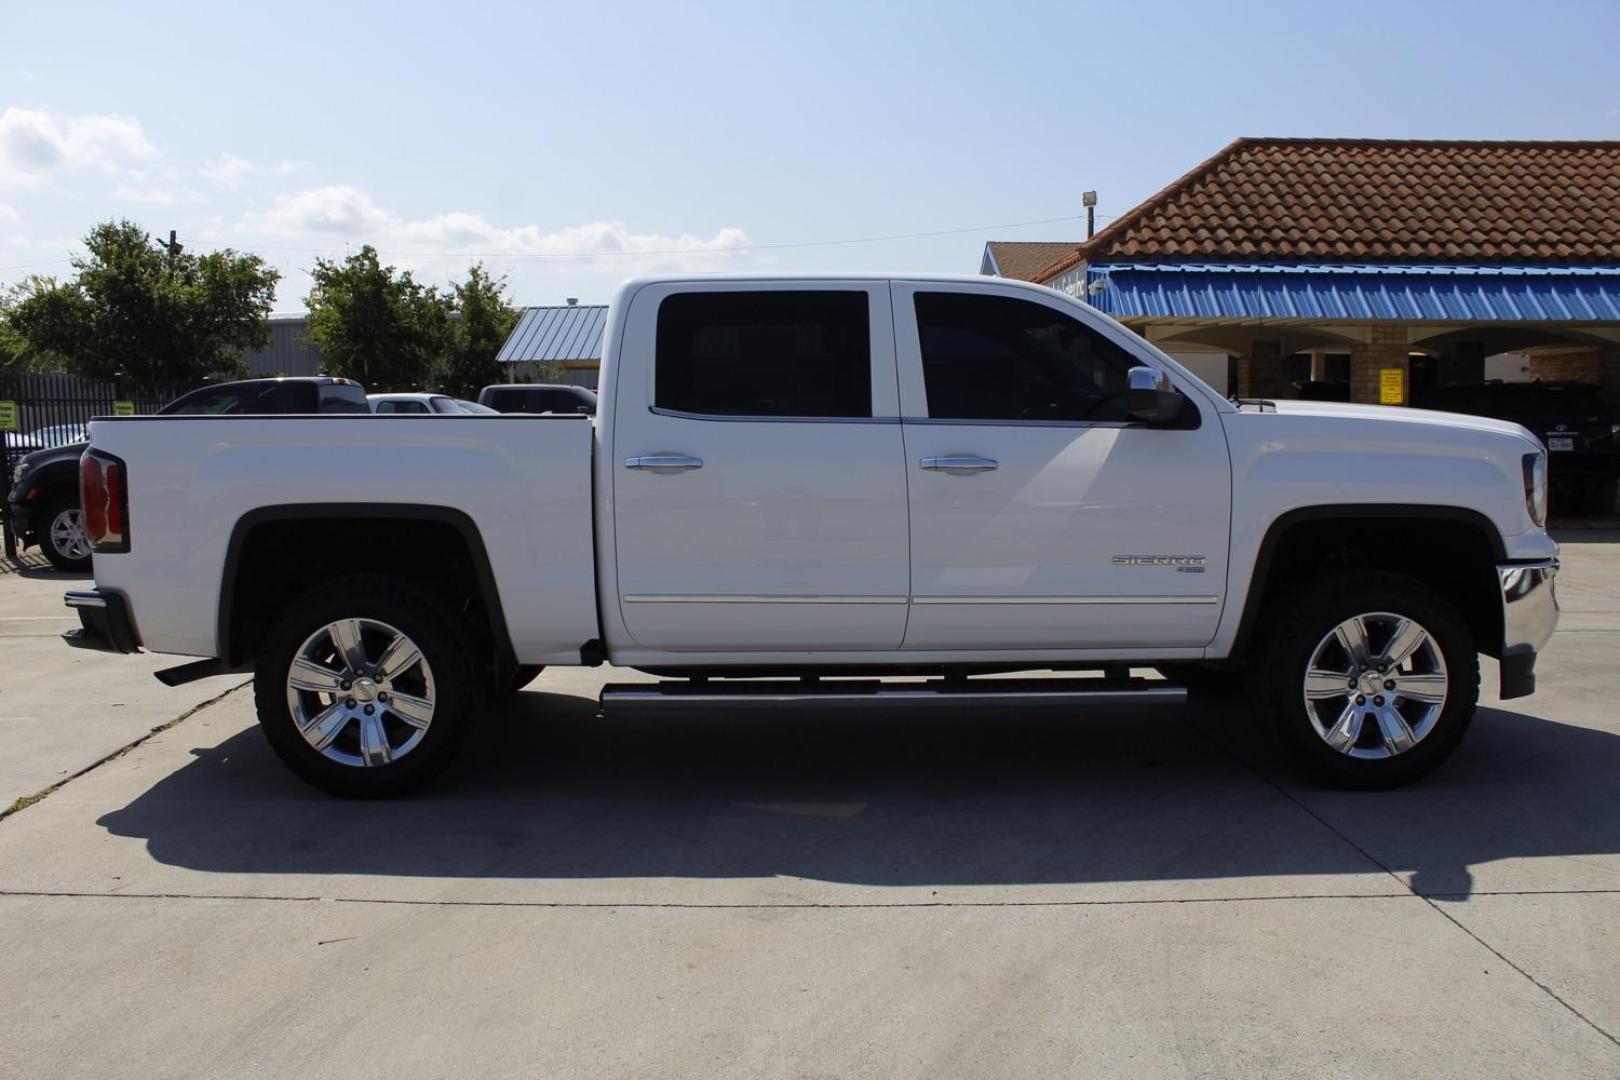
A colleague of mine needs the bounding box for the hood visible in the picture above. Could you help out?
[16,440,89,473]
[1265,399,1539,445]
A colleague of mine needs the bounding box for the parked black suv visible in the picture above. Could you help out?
[7,377,368,571]
[478,383,597,415]
[1415,380,1620,498]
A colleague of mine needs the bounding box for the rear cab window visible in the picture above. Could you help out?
[654,291,872,418]
[318,383,370,413]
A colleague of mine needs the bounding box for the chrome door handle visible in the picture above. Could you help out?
[920,455,998,473]
[625,453,704,472]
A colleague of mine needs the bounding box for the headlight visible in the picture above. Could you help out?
[1523,452,1548,527]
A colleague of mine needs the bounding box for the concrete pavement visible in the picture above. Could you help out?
[1,542,1617,1077]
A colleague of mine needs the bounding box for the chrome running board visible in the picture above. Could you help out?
[600,676,1185,713]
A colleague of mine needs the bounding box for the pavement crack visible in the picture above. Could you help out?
[0,679,250,824]
[1172,710,1620,1050]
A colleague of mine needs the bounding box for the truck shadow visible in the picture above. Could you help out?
[95,691,1620,899]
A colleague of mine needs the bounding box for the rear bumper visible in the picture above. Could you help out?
[1497,559,1559,699]
[62,588,141,654]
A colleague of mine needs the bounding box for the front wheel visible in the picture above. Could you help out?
[253,576,479,797]
[1252,569,1479,788]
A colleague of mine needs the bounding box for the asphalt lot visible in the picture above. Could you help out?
[1,541,1618,1078]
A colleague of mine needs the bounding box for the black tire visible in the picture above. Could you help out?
[253,575,480,797]
[38,495,92,573]
[497,664,545,698]
[1251,569,1479,789]
[1154,662,1246,698]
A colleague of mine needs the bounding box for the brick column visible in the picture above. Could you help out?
[1527,345,1620,402]
[1237,340,1290,399]
[1350,325,1410,406]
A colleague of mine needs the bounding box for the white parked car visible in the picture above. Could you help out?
[367,393,464,415]
[64,274,1558,796]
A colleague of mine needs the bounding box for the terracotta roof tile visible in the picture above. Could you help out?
[1035,138,1620,281]
[982,241,1083,281]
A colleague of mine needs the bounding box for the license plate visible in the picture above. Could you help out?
[1547,437,1574,452]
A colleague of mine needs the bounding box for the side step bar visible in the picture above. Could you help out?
[600,676,1185,713]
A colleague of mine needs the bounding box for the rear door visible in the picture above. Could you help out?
[892,281,1232,651]
[611,281,910,651]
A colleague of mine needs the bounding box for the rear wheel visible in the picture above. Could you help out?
[1252,570,1478,788]
[40,496,92,573]
[253,576,479,796]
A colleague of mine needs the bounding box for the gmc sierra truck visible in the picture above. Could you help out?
[62,274,1559,796]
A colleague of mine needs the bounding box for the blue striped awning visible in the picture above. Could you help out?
[1083,263,1620,323]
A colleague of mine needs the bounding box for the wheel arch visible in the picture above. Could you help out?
[218,503,517,684]
[1228,504,1507,664]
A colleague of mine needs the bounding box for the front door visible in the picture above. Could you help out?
[892,281,1232,651]
[611,281,910,652]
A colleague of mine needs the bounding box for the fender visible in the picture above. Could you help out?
[1226,503,1508,661]
[216,502,517,679]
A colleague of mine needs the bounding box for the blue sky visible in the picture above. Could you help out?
[2,0,1618,310]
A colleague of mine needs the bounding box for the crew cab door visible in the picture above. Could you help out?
[610,281,910,651]
[892,280,1232,651]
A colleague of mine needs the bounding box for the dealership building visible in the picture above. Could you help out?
[984,138,1620,406]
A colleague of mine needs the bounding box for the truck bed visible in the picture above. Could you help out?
[84,414,598,664]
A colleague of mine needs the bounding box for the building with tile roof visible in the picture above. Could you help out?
[983,138,1620,407]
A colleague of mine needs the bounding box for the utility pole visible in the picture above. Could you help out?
[161,229,183,264]
[1082,191,1097,239]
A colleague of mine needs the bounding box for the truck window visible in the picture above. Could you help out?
[913,292,1139,422]
[375,399,430,414]
[655,291,871,418]
[318,384,371,413]
[162,381,310,415]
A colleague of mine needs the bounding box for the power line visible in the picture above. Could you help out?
[2,211,1095,276]
[198,212,1089,261]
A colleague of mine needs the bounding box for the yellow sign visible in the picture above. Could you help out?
[0,400,16,432]
[1379,368,1405,406]
[113,400,135,416]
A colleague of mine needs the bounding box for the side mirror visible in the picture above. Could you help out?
[1126,367,1184,424]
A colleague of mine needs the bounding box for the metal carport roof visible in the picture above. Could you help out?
[496,304,609,363]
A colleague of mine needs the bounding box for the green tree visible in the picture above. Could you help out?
[304,245,450,391]
[5,220,278,393]
[438,263,521,398]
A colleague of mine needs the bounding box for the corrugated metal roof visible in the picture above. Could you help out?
[496,304,609,363]
[1084,263,1620,323]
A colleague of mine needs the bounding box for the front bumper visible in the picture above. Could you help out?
[1497,559,1559,699]
[6,495,38,543]
[62,588,141,654]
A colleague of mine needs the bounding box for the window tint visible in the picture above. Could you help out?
[656,291,871,418]
[375,399,429,414]
[319,384,370,413]
[914,292,1140,422]
[485,387,594,414]
[162,381,309,415]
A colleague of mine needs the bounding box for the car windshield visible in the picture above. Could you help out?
[456,400,499,414]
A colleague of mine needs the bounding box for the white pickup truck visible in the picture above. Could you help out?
[64,274,1559,796]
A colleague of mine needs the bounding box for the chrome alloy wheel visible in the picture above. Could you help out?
[284,618,436,767]
[49,507,91,562]
[1302,612,1449,759]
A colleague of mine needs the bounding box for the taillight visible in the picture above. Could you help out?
[79,449,130,553]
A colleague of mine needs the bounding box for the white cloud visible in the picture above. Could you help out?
[0,203,18,223]
[240,184,750,271]
[201,152,253,189]
[113,183,181,205]
[0,107,158,186]
[201,154,308,190]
